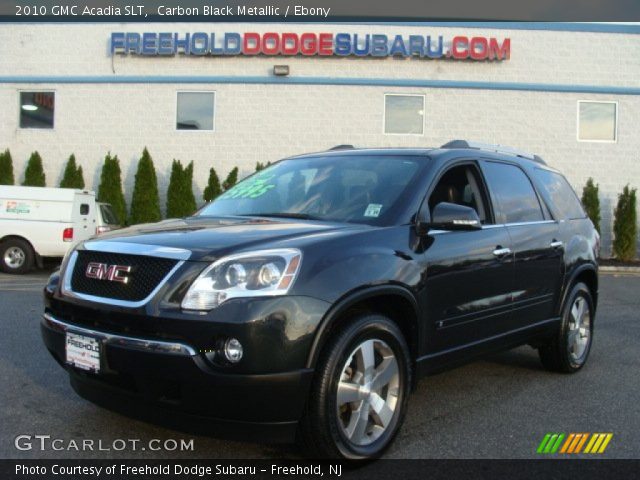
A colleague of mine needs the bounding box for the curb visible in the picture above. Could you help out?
[599,265,640,275]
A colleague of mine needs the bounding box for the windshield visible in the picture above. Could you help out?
[99,204,119,225]
[197,155,422,224]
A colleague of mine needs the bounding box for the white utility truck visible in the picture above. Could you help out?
[0,186,120,274]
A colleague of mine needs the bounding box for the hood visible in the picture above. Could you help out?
[85,216,368,262]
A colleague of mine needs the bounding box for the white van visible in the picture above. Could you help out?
[0,186,120,273]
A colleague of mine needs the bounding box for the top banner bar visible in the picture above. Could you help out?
[3,0,640,22]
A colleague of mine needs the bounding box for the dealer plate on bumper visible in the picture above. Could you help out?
[65,332,100,373]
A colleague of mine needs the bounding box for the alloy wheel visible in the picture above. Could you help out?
[336,339,400,446]
[567,296,591,364]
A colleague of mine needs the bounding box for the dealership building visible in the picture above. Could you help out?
[0,22,639,252]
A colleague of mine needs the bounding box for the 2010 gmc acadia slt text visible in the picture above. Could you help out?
[41,141,599,460]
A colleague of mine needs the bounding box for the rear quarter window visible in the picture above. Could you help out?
[481,161,544,224]
[534,169,586,220]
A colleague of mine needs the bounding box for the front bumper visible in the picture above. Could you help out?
[41,312,314,442]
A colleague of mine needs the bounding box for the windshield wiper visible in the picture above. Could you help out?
[240,212,323,221]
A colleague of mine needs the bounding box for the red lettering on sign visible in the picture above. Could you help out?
[242,32,260,55]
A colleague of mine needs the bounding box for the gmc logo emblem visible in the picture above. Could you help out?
[85,262,131,283]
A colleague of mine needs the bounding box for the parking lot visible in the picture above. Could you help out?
[0,271,638,459]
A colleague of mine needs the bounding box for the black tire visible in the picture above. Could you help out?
[539,282,594,373]
[0,238,35,274]
[298,314,412,460]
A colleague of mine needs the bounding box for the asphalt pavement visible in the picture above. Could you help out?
[0,270,638,459]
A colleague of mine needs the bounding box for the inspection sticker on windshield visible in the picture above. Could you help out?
[364,204,383,217]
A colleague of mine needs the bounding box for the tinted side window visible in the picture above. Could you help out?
[428,164,490,223]
[534,169,586,220]
[482,162,544,224]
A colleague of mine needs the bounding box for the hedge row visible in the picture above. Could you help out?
[0,149,638,259]
[581,177,637,261]
[0,148,249,225]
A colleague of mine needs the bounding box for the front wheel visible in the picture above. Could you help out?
[539,282,594,373]
[0,238,35,274]
[298,314,412,460]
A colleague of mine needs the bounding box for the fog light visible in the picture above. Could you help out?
[224,338,243,363]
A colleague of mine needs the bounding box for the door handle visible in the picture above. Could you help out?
[493,247,512,258]
[550,240,564,249]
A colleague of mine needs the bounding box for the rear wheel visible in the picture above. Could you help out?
[298,314,411,460]
[539,282,594,373]
[0,238,35,274]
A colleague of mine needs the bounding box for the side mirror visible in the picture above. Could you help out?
[415,202,481,235]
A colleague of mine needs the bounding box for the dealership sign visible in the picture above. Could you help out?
[110,32,511,61]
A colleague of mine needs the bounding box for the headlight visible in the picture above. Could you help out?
[181,249,302,311]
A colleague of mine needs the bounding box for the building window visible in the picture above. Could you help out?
[176,92,215,131]
[384,94,424,135]
[19,91,55,129]
[577,101,617,142]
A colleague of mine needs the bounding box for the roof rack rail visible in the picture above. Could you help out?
[440,140,546,165]
[329,144,355,151]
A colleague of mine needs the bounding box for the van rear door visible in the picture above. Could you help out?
[71,193,97,242]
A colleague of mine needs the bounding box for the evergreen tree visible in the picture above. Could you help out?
[255,161,271,172]
[0,149,14,185]
[166,160,182,218]
[75,166,85,189]
[222,167,239,191]
[166,160,196,218]
[97,153,127,225]
[183,161,196,214]
[203,167,222,202]
[59,154,85,189]
[22,151,46,186]
[612,185,638,261]
[129,148,161,224]
[581,178,601,234]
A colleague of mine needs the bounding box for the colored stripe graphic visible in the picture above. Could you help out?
[574,433,589,453]
[598,434,614,453]
[585,433,614,453]
[560,433,575,453]
[567,434,583,453]
[539,433,613,454]
[537,433,565,454]
[584,434,599,453]
[537,434,552,453]
[550,434,565,453]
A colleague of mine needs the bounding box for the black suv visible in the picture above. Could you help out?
[42,141,599,460]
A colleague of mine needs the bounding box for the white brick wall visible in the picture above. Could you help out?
[0,23,639,254]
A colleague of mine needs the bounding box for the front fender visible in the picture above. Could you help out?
[305,284,420,369]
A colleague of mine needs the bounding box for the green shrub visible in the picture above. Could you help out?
[203,167,222,202]
[129,148,161,224]
[222,167,239,191]
[612,185,637,261]
[255,161,271,172]
[166,160,196,218]
[76,166,85,189]
[581,178,601,234]
[22,151,46,186]
[97,153,127,225]
[183,162,196,215]
[0,149,14,185]
[59,154,85,189]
